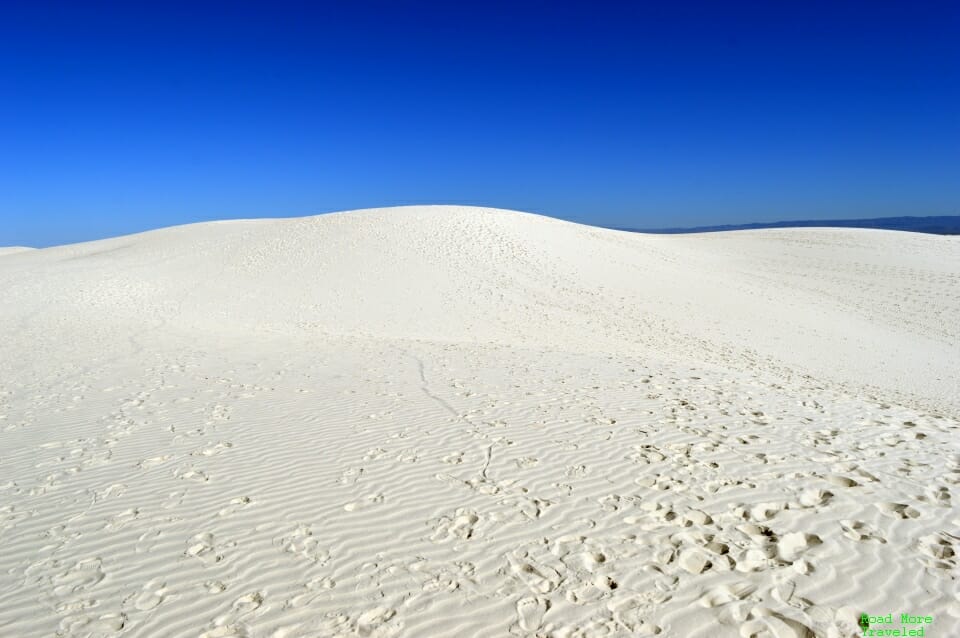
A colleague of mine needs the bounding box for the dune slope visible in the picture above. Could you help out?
[0,206,957,637]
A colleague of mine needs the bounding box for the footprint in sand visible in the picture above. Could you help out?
[598,494,628,512]
[208,404,231,423]
[0,505,31,532]
[59,612,128,635]
[356,607,402,637]
[231,591,264,615]
[217,496,253,517]
[515,596,548,632]
[344,492,384,511]
[162,489,187,509]
[515,456,539,469]
[207,592,266,632]
[921,486,951,507]
[916,532,955,566]
[442,452,464,465]
[104,508,140,531]
[199,624,249,638]
[175,466,210,482]
[566,464,588,477]
[50,558,105,596]
[192,441,234,457]
[41,523,82,548]
[287,577,336,607]
[699,582,757,607]
[552,482,574,497]
[734,546,781,573]
[135,529,163,554]
[678,548,712,574]
[430,508,480,543]
[337,467,364,485]
[627,445,666,464]
[362,447,389,461]
[606,596,662,635]
[776,532,822,562]
[798,488,833,507]
[138,454,172,469]
[278,525,331,564]
[395,449,420,463]
[824,474,859,488]
[186,532,224,565]
[93,483,127,502]
[53,596,101,614]
[507,555,562,594]
[839,520,886,543]
[561,542,609,574]
[876,502,921,519]
[683,509,713,526]
[566,573,620,604]
[500,495,551,521]
[747,502,785,522]
[131,579,169,611]
[769,579,813,610]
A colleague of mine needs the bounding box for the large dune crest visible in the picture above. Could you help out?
[2,205,957,411]
[0,246,35,256]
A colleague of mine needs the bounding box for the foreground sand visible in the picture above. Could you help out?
[0,206,957,637]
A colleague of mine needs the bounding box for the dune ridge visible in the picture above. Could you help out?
[0,206,957,637]
[0,246,35,256]
[2,206,957,412]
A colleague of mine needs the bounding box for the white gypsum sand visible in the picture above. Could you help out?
[0,246,35,257]
[0,205,957,637]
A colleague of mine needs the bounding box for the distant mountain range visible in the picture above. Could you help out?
[618,215,960,235]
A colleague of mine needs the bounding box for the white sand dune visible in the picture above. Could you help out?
[0,246,35,256]
[0,205,957,637]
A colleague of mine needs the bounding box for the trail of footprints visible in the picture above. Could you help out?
[1,343,958,637]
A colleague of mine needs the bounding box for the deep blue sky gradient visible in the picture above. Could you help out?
[2,1,958,246]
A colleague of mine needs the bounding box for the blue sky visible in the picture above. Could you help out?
[2,1,958,247]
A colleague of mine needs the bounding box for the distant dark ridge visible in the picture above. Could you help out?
[617,215,960,236]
